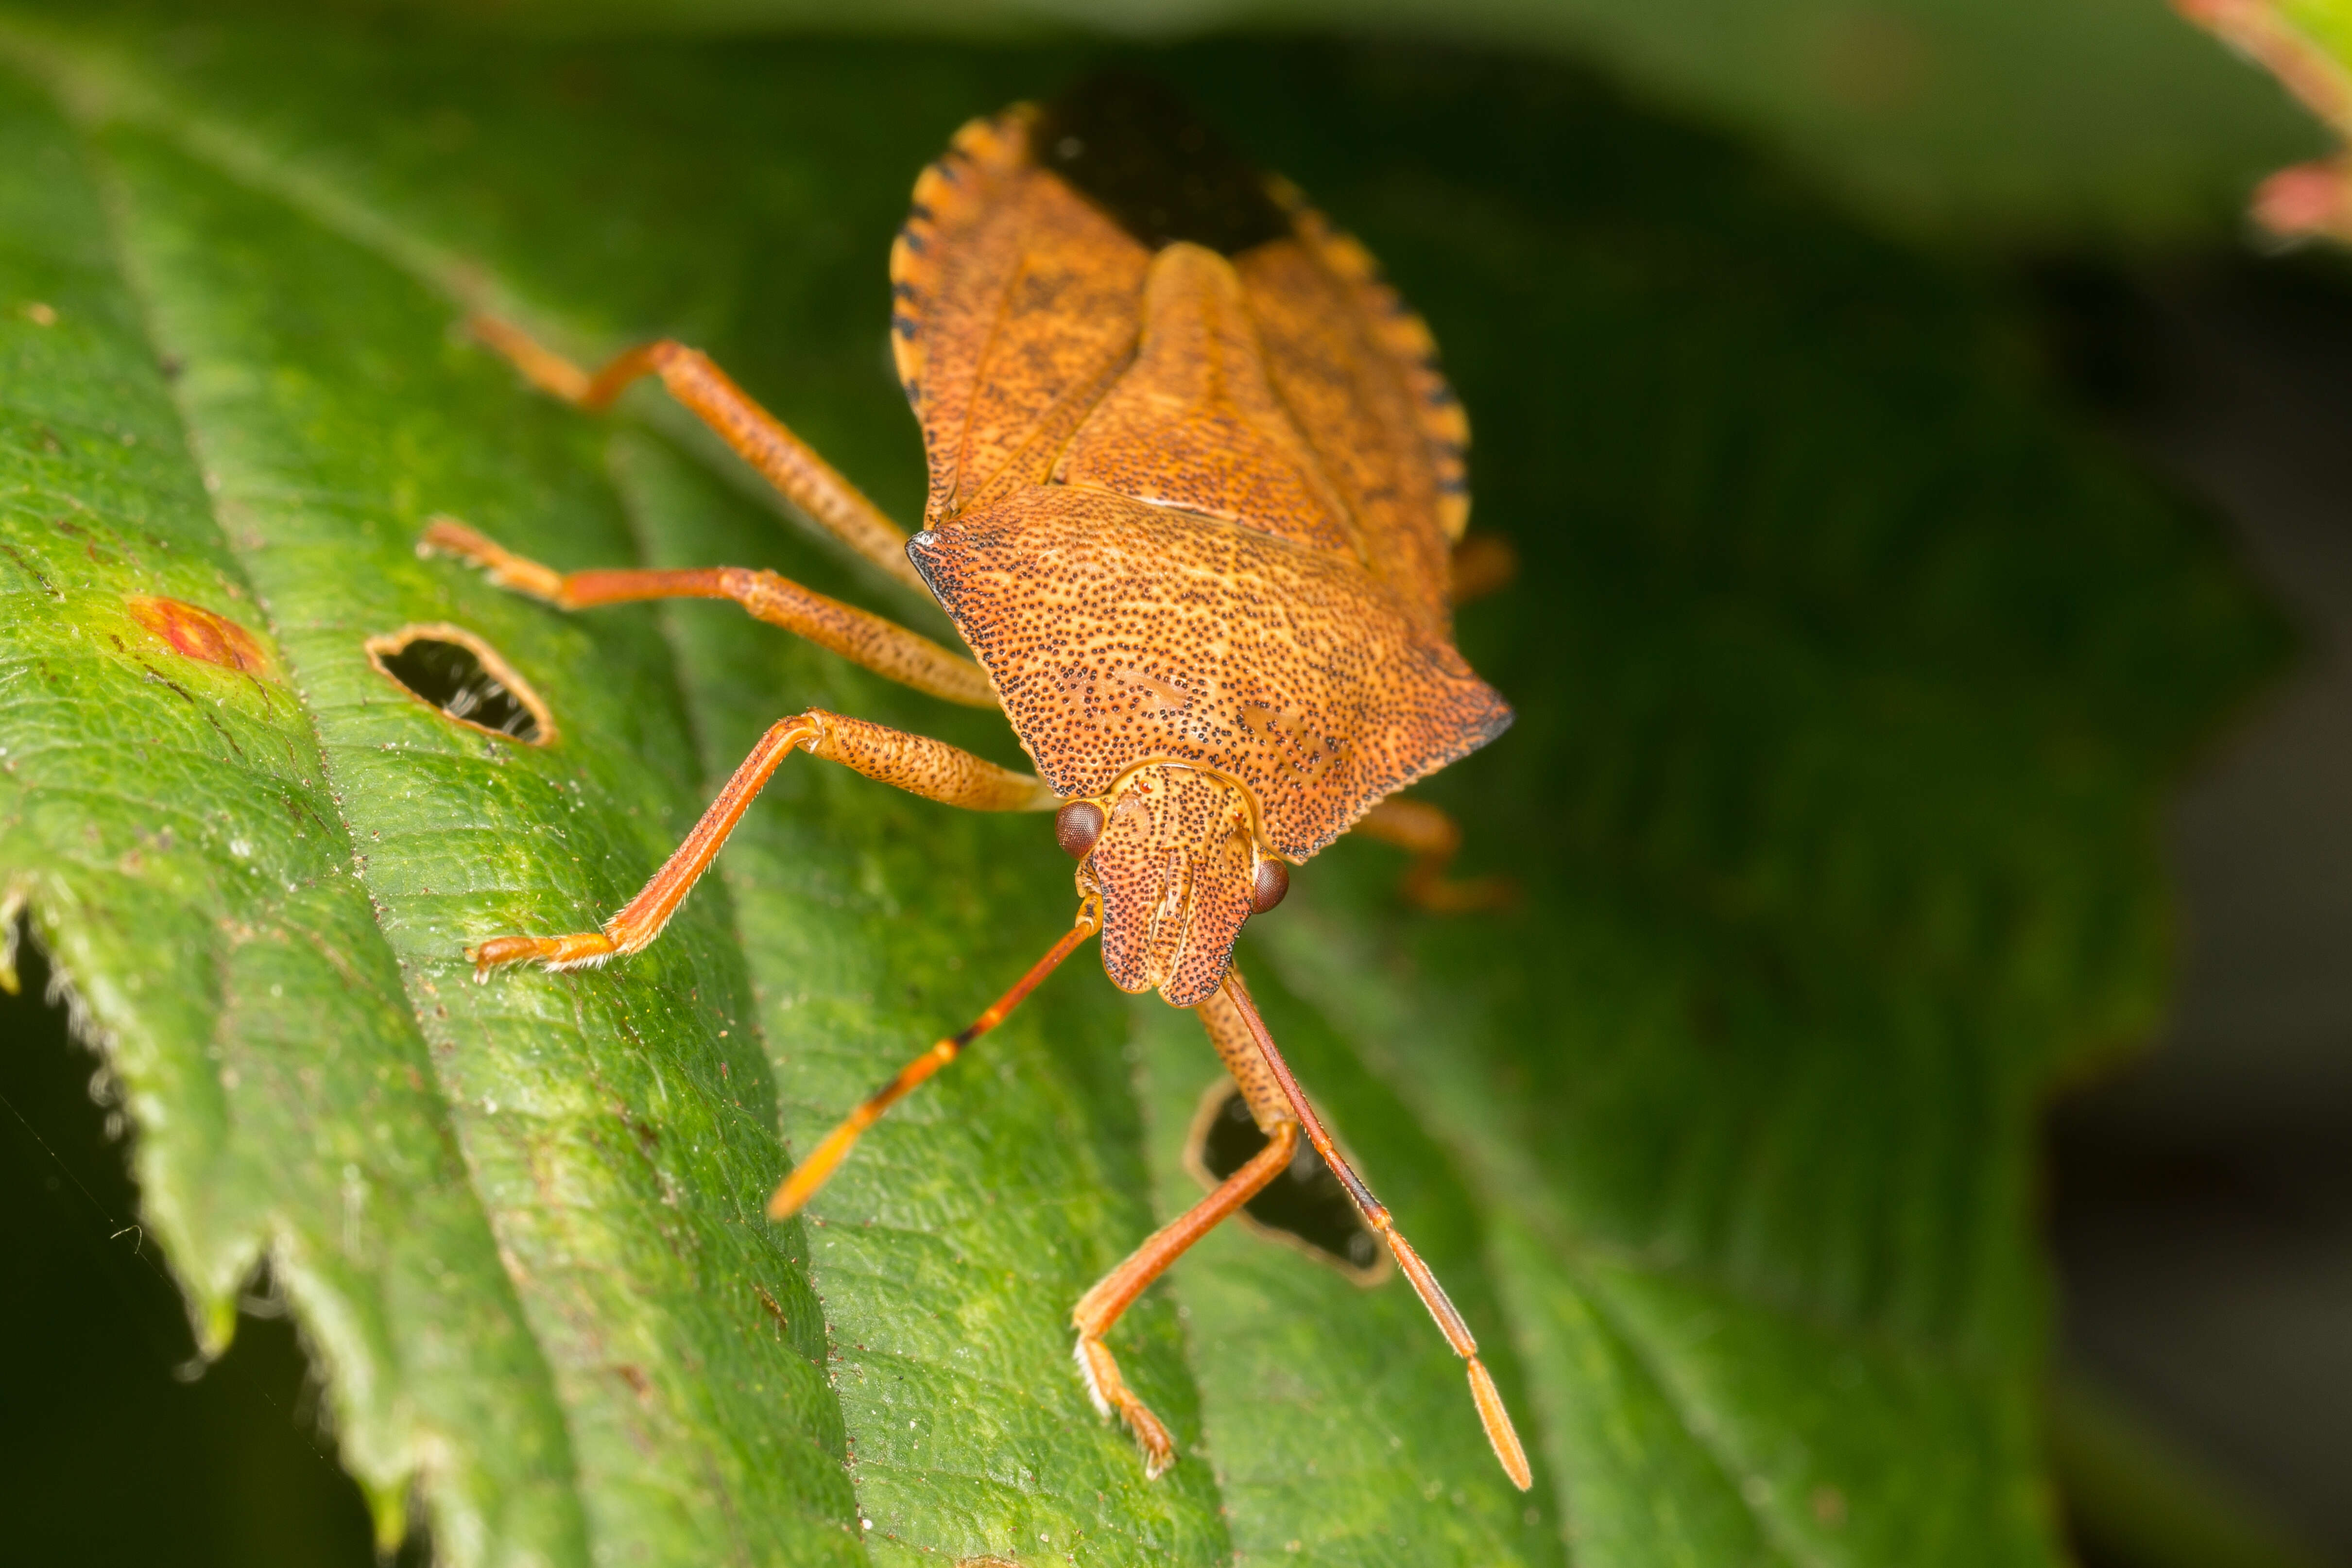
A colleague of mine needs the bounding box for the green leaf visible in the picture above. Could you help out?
[0,14,2287,1568]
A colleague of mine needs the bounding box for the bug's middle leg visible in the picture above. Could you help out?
[1069,984,1301,1478]
[421,518,993,708]
[467,709,1055,976]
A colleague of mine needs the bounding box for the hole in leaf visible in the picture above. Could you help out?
[1184,1079,1388,1284]
[365,624,552,745]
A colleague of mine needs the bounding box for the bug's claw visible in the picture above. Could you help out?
[1128,1403,1177,1481]
[465,931,618,980]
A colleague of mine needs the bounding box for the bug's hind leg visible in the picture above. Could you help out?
[1448,533,1517,604]
[420,518,993,708]
[1351,796,1514,913]
[466,315,930,597]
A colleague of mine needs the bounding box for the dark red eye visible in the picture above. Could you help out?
[1250,857,1289,913]
[1055,800,1106,858]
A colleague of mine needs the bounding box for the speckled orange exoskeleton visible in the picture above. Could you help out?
[428,76,1529,1491]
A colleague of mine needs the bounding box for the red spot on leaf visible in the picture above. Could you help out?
[127,596,269,675]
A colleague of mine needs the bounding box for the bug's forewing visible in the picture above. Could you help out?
[1233,196,1472,635]
[892,107,1471,618]
[1053,240,1359,560]
[891,108,1150,529]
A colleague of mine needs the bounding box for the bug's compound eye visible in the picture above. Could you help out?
[1054,799,1106,859]
[1250,857,1289,914]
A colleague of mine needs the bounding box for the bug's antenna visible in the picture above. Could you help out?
[1218,967,1534,1492]
[767,898,1102,1220]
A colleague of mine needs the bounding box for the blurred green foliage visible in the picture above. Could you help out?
[248,0,2332,239]
[2278,0,2352,81]
[0,8,2289,1566]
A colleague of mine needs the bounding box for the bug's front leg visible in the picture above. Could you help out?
[1072,1120,1296,1477]
[467,710,1054,977]
[1067,983,1302,1477]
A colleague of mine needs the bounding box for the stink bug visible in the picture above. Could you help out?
[429,73,1529,1491]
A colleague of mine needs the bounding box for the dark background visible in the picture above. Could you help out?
[2043,250,2352,1568]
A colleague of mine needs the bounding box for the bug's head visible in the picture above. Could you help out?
[1055,763,1289,1009]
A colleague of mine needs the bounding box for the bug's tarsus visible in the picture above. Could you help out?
[419,516,565,600]
[468,712,826,981]
[766,899,1102,1220]
[463,709,1055,984]
[1219,968,1535,1492]
[467,315,666,416]
[1074,1338,1176,1479]
[467,313,598,405]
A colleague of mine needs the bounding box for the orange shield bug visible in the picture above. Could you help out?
[429,73,1529,1490]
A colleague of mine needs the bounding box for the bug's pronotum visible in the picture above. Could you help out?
[429,73,1529,1490]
